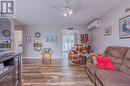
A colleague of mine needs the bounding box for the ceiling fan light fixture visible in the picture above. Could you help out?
[69,10,73,15]
[63,13,67,16]
[63,8,73,17]
[52,0,73,17]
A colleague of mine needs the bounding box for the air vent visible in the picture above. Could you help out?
[87,20,101,31]
[68,27,73,30]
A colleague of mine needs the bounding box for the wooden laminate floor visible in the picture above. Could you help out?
[22,57,94,86]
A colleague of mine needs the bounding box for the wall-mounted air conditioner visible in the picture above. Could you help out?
[87,20,101,31]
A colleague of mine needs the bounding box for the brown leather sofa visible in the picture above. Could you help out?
[85,46,130,86]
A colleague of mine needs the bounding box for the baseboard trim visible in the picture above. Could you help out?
[22,57,63,58]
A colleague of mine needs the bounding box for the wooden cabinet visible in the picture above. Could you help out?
[0,53,21,86]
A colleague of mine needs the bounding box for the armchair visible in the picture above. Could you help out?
[68,45,91,64]
[41,48,52,62]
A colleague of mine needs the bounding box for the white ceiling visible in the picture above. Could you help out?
[15,0,124,26]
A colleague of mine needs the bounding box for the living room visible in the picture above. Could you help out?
[0,0,130,86]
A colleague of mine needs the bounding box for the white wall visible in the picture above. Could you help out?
[90,0,130,54]
[23,25,87,58]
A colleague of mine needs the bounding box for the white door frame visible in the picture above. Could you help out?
[14,30,23,53]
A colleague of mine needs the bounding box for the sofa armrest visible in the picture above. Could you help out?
[86,53,105,65]
[86,53,97,63]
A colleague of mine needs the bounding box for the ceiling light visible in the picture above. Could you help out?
[69,10,73,15]
[63,13,67,17]
[63,8,73,17]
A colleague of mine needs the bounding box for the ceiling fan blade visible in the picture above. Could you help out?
[52,7,66,11]
[52,7,61,9]
[52,6,66,10]
[52,0,73,16]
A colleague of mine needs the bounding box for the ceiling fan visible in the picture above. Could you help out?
[52,0,73,16]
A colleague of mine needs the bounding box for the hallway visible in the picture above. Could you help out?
[22,58,94,86]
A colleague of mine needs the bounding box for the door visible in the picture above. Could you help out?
[63,33,75,52]
[62,30,79,52]
[14,31,23,53]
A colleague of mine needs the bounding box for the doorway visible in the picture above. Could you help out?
[14,30,23,53]
[62,30,79,53]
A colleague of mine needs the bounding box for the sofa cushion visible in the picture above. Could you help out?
[106,46,128,69]
[96,70,130,86]
[86,62,97,76]
[97,57,117,70]
[86,69,96,83]
[91,55,98,65]
[103,47,110,56]
[120,49,130,75]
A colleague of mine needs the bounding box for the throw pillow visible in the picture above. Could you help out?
[97,57,117,71]
[91,55,98,65]
[97,57,105,69]
[104,58,117,70]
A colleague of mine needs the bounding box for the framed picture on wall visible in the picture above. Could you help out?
[2,30,11,37]
[44,34,59,42]
[35,32,41,38]
[81,34,89,43]
[119,15,130,39]
[26,36,31,43]
[104,26,112,36]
